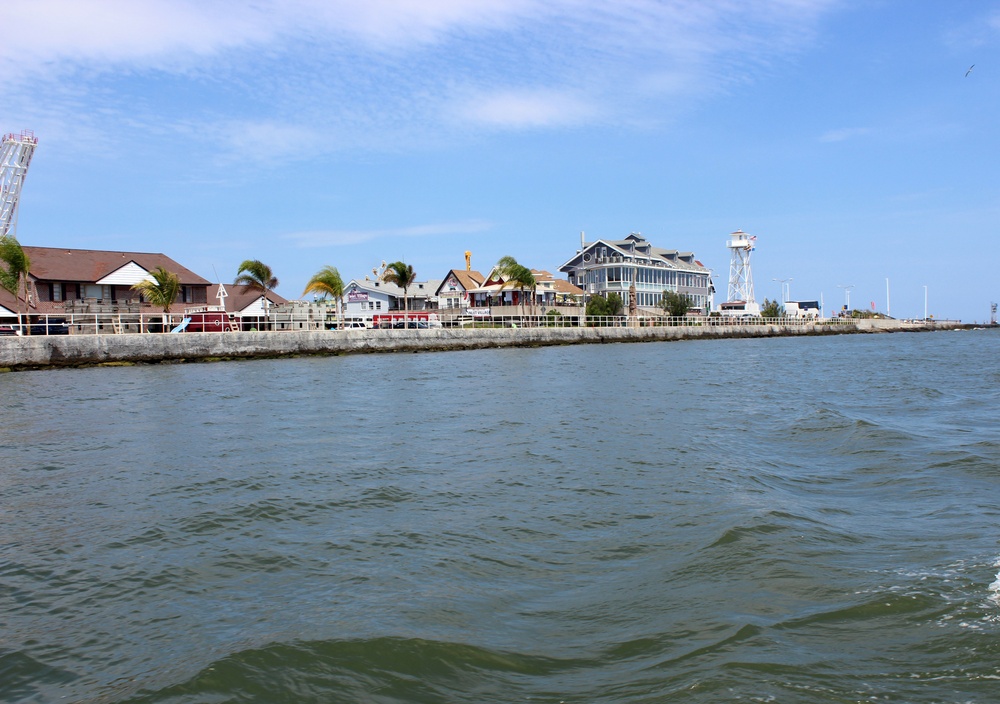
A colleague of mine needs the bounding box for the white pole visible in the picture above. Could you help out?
[924,285,928,320]
[886,278,890,316]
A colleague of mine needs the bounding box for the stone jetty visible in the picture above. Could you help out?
[0,319,965,371]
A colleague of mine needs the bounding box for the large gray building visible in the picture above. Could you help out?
[559,233,713,314]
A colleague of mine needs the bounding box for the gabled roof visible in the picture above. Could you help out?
[209,284,287,314]
[0,288,19,316]
[344,278,442,299]
[436,269,485,296]
[559,235,709,273]
[23,246,211,285]
[549,279,585,295]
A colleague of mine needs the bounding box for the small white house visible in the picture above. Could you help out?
[341,278,442,326]
[785,300,822,319]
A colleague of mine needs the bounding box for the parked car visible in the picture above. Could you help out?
[30,318,70,335]
[0,324,22,336]
[327,321,368,330]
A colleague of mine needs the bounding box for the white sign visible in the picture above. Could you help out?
[467,307,491,318]
[348,290,369,302]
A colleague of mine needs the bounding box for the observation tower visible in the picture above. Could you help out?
[716,229,760,316]
[1,130,39,239]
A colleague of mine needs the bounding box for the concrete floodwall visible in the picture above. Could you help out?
[0,319,960,370]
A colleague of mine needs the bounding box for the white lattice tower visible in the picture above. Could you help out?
[726,229,757,303]
[1,130,39,239]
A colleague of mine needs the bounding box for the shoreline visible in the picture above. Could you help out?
[0,319,972,372]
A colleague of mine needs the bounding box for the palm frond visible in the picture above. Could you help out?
[235,259,278,292]
[131,266,180,313]
[302,265,344,299]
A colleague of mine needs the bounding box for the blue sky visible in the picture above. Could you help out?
[4,0,998,321]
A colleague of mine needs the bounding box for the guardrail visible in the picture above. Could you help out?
[0,312,875,336]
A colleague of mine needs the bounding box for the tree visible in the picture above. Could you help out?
[131,266,180,332]
[586,293,624,324]
[495,255,536,317]
[303,265,344,328]
[660,290,691,319]
[382,261,416,313]
[0,236,32,334]
[760,298,784,318]
[234,259,279,328]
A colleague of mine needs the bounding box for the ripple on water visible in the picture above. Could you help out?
[4,334,1000,703]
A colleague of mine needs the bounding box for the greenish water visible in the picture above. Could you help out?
[2,330,999,702]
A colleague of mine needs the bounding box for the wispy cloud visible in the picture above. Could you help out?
[456,89,601,128]
[3,1,842,162]
[285,220,494,247]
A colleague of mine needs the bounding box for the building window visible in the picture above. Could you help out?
[376,301,382,310]
[52,283,62,302]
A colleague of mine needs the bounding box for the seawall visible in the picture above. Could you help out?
[0,319,963,371]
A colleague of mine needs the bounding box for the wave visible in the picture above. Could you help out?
[0,650,77,703]
[121,637,579,704]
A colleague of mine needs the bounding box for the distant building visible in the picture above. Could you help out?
[1,246,211,330]
[341,277,441,325]
[206,283,288,330]
[434,269,485,310]
[784,300,821,319]
[531,270,584,308]
[559,233,713,313]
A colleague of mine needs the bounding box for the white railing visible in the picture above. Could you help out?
[1,312,870,335]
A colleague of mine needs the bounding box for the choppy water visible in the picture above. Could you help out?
[2,329,1000,703]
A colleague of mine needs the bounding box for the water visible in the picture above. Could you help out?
[2,330,999,703]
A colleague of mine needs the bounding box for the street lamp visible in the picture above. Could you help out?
[837,284,855,312]
[923,285,928,320]
[772,277,793,304]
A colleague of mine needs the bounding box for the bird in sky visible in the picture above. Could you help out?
[965,64,975,77]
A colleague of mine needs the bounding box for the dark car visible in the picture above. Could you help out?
[30,318,70,335]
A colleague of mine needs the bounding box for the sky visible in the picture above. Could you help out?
[3,0,998,321]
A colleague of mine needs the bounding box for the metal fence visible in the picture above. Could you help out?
[2,311,870,336]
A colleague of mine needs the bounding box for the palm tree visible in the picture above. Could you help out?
[131,266,180,332]
[302,265,344,329]
[381,261,416,314]
[234,259,278,329]
[496,255,536,317]
[0,235,32,334]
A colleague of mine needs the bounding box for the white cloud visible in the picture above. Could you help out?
[285,220,494,247]
[2,1,269,68]
[3,0,842,161]
[458,89,600,128]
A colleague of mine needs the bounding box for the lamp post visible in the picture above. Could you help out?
[772,277,793,304]
[886,278,890,317]
[837,284,855,312]
[923,285,928,320]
